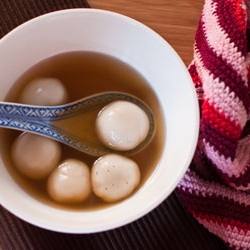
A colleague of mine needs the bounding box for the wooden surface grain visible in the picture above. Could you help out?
[88,0,204,66]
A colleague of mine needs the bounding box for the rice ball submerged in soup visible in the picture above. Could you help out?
[0,51,165,211]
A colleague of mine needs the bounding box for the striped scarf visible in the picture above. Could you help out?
[177,0,250,249]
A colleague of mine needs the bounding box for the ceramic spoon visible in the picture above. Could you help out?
[0,92,155,156]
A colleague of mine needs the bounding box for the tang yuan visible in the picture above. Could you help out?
[96,100,150,151]
[11,132,62,179]
[47,159,91,204]
[91,154,141,202]
[19,77,69,106]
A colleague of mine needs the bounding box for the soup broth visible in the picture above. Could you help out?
[0,51,165,211]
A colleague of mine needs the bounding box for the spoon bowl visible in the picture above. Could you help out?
[0,91,155,156]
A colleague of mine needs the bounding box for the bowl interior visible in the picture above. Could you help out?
[0,9,199,233]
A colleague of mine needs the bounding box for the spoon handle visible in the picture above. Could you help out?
[0,102,61,138]
[0,102,87,153]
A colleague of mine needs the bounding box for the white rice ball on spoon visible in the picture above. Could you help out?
[96,100,150,151]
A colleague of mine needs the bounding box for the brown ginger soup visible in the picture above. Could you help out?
[0,51,165,210]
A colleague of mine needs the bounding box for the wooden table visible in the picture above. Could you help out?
[88,0,204,66]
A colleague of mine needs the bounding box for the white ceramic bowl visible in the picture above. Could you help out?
[0,9,199,233]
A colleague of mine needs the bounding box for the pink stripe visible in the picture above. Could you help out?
[204,140,250,178]
[203,132,250,180]
[178,169,250,206]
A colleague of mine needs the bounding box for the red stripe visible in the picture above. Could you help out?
[201,100,241,159]
[202,100,242,140]
[217,159,250,188]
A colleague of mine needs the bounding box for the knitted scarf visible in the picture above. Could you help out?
[177,0,250,249]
